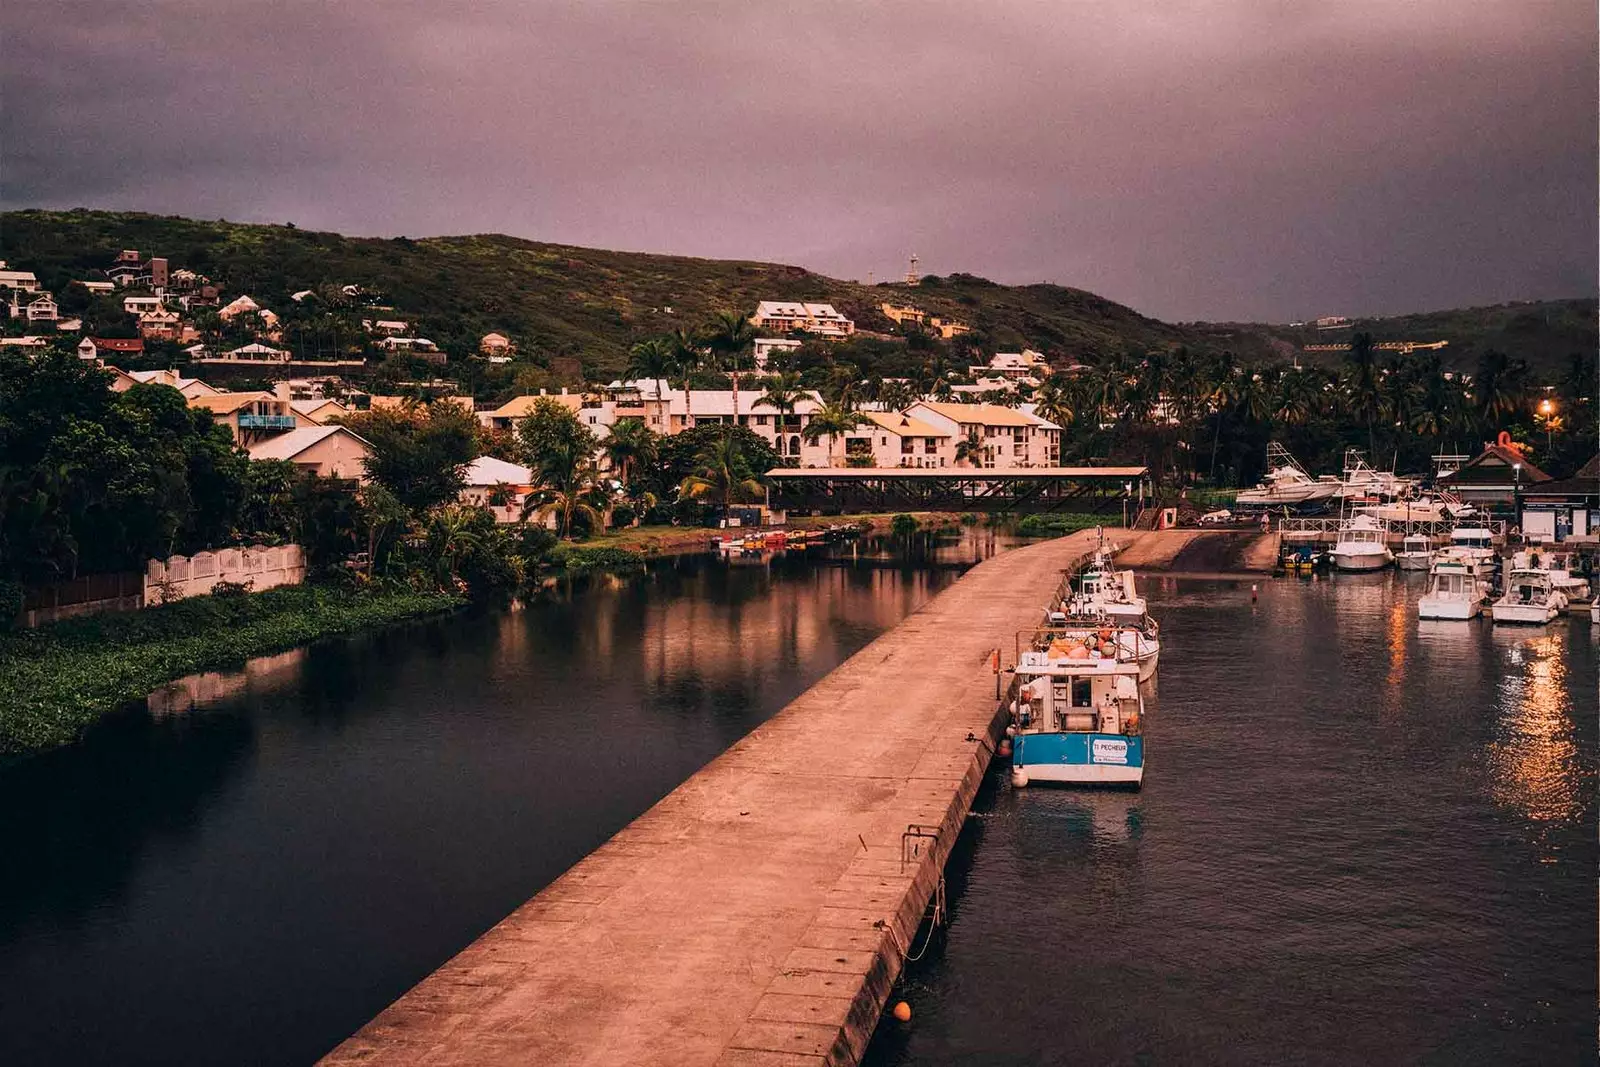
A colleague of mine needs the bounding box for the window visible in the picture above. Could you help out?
[755,414,768,426]
[901,437,914,454]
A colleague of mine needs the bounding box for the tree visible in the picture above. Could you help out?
[1473,349,1529,423]
[517,397,607,539]
[757,372,806,465]
[1343,332,1383,456]
[679,428,765,510]
[603,417,658,486]
[704,309,756,414]
[339,401,478,514]
[668,326,704,427]
[801,402,864,467]
[627,336,675,422]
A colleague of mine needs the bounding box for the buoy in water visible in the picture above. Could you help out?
[892,1001,913,1022]
[998,739,1013,758]
[1011,767,1029,788]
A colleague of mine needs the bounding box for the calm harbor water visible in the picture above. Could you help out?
[0,531,1005,1067]
[867,572,1598,1066]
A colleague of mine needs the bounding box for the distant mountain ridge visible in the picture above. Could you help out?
[1,209,1592,376]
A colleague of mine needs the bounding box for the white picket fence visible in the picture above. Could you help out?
[145,544,306,603]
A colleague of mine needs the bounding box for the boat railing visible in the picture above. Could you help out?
[1015,625,1154,669]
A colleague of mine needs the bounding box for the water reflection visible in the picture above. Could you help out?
[1486,629,1582,826]
[0,530,1001,1067]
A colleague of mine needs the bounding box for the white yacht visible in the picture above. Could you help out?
[1236,443,1341,507]
[1417,555,1493,620]
[1438,525,1498,571]
[1394,534,1435,571]
[1335,448,1416,500]
[1331,514,1393,571]
[1491,569,1566,624]
[1516,549,1591,604]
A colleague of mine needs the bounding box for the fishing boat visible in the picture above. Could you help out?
[1069,563,1147,621]
[1236,443,1342,508]
[1394,534,1435,571]
[1330,514,1393,571]
[1417,554,1492,620]
[1490,569,1567,624]
[1009,639,1145,786]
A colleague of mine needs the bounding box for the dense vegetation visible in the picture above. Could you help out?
[4,209,1589,388]
[0,585,461,756]
[1037,338,1596,488]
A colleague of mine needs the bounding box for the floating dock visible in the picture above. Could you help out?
[322,530,1106,1067]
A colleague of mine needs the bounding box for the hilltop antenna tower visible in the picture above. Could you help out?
[905,254,920,286]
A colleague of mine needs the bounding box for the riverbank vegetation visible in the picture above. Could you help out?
[0,585,461,757]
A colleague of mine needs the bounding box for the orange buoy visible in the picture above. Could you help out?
[892,1001,912,1022]
[998,739,1013,758]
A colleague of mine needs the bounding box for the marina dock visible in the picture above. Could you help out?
[322,529,1109,1067]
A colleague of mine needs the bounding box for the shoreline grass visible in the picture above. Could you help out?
[0,585,463,758]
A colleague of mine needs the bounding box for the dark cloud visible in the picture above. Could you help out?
[3,1,1594,320]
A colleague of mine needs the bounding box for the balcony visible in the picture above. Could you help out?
[238,414,298,429]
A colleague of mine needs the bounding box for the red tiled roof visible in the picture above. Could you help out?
[89,337,145,352]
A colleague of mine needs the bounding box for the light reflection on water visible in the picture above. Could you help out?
[1487,630,1582,826]
[868,570,1597,1067]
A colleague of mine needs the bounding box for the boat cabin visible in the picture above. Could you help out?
[1502,569,1555,605]
[1015,653,1141,736]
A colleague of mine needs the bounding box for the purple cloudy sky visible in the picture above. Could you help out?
[3,1,1595,321]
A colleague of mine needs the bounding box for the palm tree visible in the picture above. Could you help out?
[704,309,756,416]
[1473,349,1528,423]
[1204,352,1241,479]
[627,336,675,425]
[1344,332,1383,455]
[422,505,488,588]
[603,418,657,486]
[801,402,864,467]
[668,326,704,429]
[679,428,765,510]
[954,428,984,467]
[1033,377,1076,429]
[1273,367,1319,426]
[758,372,806,465]
[523,432,610,539]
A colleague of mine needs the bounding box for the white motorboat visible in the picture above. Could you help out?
[1438,525,1498,571]
[1236,443,1342,507]
[1070,564,1148,621]
[1394,534,1435,571]
[1491,569,1567,624]
[1331,514,1393,571]
[1335,448,1416,500]
[1516,548,1591,604]
[1417,555,1493,620]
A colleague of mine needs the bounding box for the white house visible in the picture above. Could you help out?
[370,319,409,336]
[906,401,1061,468]
[377,336,440,354]
[751,301,855,338]
[123,294,166,316]
[0,266,40,291]
[460,455,536,523]
[840,411,953,468]
[247,425,372,481]
[201,342,292,364]
[23,294,59,322]
[753,337,802,369]
[0,335,49,351]
[973,350,1051,379]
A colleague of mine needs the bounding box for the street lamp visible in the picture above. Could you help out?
[1122,481,1132,528]
[1539,398,1556,455]
[1512,462,1522,532]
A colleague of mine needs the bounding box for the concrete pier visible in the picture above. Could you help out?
[322,530,1104,1067]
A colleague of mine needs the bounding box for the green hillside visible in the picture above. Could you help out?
[0,209,1591,378]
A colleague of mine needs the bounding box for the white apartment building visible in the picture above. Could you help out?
[750,301,855,338]
[905,401,1061,468]
[752,337,802,369]
[841,411,953,468]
